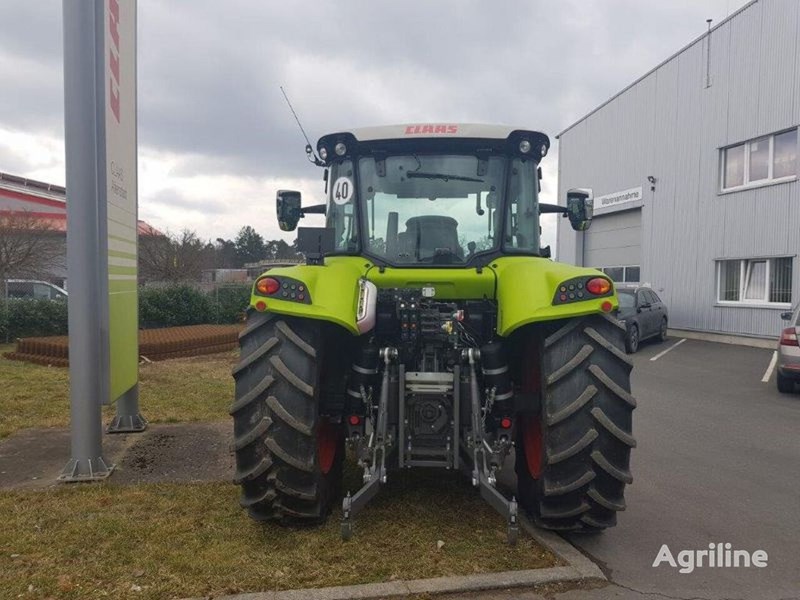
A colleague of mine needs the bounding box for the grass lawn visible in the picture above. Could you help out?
[0,345,560,599]
[0,472,559,600]
[0,345,236,439]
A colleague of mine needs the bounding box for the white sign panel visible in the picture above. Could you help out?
[105,0,139,403]
[593,186,643,215]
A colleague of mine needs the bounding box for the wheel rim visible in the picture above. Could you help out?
[661,320,667,337]
[522,415,543,479]
[317,420,338,475]
[630,328,639,350]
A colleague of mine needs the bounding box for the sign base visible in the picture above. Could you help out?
[58,456,115,482]
[107,413,148,434]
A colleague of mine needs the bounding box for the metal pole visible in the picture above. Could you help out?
[59,0,113,481]
[108,383,146,432]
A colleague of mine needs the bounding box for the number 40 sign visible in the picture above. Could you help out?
[333,177,353,205]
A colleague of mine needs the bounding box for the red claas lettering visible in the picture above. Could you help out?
[108,0,121,123]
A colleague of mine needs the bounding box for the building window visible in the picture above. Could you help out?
[720,128,798,191]
[716,257,793,305]
[774,129,798,179]
[597,265,640,283]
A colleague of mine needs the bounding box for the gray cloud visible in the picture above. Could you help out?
[1,0,746,238]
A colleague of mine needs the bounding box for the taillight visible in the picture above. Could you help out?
[780,327,799,347]
[256,277,280,295]
[586,277,612,295]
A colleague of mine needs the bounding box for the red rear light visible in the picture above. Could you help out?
[256,277,280,295]
[586,277,612,295]
[500,417,512,429]
[348,415,361,426]
[780,327,799,347]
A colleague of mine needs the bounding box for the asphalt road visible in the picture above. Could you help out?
[468,337,799,600]
[556,336,800,600]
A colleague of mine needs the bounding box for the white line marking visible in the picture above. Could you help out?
[649,338,687,362]
[761,351,778,383]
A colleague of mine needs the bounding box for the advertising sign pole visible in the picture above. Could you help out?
[60,0,113,481]
[60,0,143,481]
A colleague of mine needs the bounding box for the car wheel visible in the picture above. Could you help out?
[625,324,639,354]
[657,318,668,342]
[777,372,795,394]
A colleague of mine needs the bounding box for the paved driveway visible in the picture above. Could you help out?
[558,337,800,599]
[469,337,798,600]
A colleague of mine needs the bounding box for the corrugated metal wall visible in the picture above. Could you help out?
[557,0,800,338]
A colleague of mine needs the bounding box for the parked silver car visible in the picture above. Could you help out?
[614,284,669,353]
[4,279,68,301]
[777,305,800,394]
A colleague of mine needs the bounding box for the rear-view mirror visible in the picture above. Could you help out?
[276,190,302,231]
[566,188,593,231]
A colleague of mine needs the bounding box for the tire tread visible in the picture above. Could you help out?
[231,311,341,524]
[518,314,636,532]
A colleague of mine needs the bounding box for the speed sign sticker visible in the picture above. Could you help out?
[333,177,354,205]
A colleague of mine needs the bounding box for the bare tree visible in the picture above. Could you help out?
[139,229,209,283]
[0,211,64,297]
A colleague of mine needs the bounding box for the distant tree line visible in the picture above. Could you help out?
[0,211,299,287]
[0,211,64,297]
[138,226,302,283]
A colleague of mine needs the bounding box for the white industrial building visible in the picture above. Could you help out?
[556,0,799,340]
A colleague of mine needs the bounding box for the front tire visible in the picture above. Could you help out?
[625,323,640,354]
[516,314,636,531]
[231,310,343,523]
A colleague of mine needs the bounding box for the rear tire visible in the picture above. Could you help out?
[231,310,343,523]
[777,371,795,394]
[516,314,636,531]
[657,318,668,342]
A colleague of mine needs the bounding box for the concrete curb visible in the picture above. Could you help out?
[189,518,605,600]
[519,515,606,581]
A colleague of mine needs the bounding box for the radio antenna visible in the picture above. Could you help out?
[280,86,324,166]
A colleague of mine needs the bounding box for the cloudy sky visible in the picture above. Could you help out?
[0,0,747,248]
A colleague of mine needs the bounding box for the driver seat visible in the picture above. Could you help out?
[402,216,464,259]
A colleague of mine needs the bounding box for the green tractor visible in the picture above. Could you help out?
[231,124,635,543]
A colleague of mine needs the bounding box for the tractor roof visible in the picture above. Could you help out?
[345,123,536,141]
[317,124,550,164]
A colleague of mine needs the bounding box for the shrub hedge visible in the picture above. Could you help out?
[0,299,69,341]
[1,283,251,341]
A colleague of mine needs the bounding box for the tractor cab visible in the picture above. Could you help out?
[277,124,592,267]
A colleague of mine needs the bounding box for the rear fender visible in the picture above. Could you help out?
[248,257,367,335]
[491,257,618,336]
